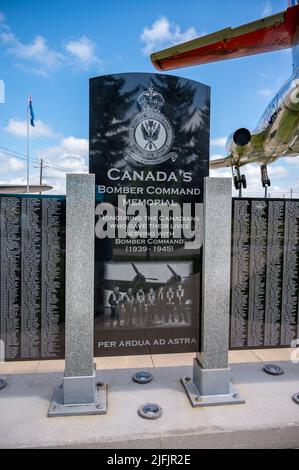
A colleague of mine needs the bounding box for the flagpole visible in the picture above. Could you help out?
[26,97,30,193]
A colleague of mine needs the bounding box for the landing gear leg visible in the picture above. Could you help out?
[261,165,271,198]
[233,166,247,198]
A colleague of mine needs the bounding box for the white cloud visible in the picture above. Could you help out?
[65,36,102,70]
[0,137,88,194]
[0,11,6,23]
[61,155,86,171]
[8,157,25,171]
[259,88,274,98]
[0,152,27,187]
[0,12,102,75]
[1,31,16,44]
[60,136,89,157]
[262,1,273,17]
[210,167,231,178]
[37,136,89,193]
[267,165,289,177]
[211,159,294,197]
[211,137,227,148]
[140,17,199,55]
[5,118,55,139]
[284,155,299,166]
[1,31,64,76]
[0,176,27,185]
[0,154,25,175]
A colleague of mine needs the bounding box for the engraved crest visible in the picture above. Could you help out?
[141,121,161,151]
[126,83,178,166]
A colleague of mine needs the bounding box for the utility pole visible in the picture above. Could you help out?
[39,158,44,187]
[34,158,45,194]
[26,102,30,193]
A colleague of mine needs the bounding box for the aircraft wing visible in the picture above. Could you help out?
[104,279,132,294]
[151,5,299,71]
[104,279,165,294]
[210,156,232,170]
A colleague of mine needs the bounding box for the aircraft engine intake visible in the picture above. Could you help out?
[226,128,252,157]
[233,128,251,146]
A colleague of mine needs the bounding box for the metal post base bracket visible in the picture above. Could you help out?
[181,377,245,408]
[48,382,107,418]
[0,377,7,390]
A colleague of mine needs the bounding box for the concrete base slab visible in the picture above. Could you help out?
[181,377,245,407]
[0,360,299,449]
[48,383,107,418]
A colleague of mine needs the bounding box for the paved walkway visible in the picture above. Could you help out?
[0,349,295,375]
[0,350,298,449]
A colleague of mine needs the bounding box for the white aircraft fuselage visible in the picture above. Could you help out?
[217,67,299,170]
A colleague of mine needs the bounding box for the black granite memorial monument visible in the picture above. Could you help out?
[89,73,210,356]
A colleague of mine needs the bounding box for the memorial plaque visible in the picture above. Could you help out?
[230,198,299,349]
[90,73,210,356]
[0,195,65,361]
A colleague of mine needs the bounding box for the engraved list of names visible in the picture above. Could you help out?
[0,195,65,361]
[231,198,299,349]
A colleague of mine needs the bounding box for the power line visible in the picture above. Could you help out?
[0,144,84,173]
[0,145,39,164]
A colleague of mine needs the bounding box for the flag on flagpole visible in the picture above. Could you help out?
[28,96,35,127]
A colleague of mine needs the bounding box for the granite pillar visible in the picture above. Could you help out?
[182,178,244,407]
[48,174,107,417]
[64,174,95,380]
[199,178,232,369]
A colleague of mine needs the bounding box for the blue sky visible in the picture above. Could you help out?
[0,0,298,195]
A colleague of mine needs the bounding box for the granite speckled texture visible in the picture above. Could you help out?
[199,178,232,370]
[64,174,95,378]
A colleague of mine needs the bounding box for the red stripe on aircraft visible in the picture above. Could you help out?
[152,5,299,71]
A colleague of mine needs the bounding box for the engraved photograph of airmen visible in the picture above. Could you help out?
[136,288,146,326]
[176,284,188,323]
[166,286,176,324]
[123,288,135,328]
[103,262,194,329]
[146,288,156,327]
[157,286,165,324]
[109,287,122,328]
